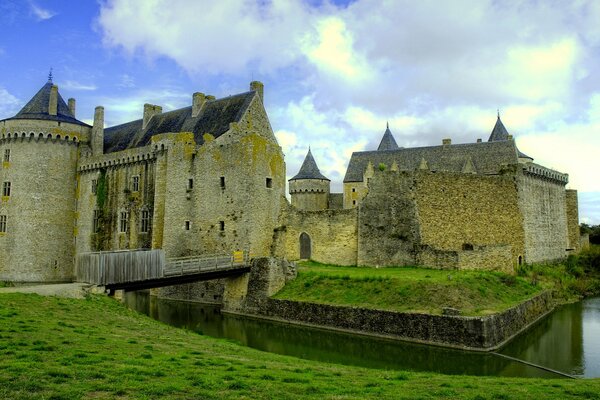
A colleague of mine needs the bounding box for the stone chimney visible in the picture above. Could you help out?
[143,104,162,130]
[250,81,264,103]
[49,85,58,116]
[442,138,452,145]
[92,106,104,156]
[68,98,76,117]
[192,92,206,118]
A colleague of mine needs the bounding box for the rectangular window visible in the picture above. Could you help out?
[119,211,129,233]
[266,177,272,188]
[91,179,98,194]
[220,176,225,189]
[3,149,10,162]
[93,210,101,233]
[2,181,10,197]
[132,176,140,192]
[188,178,194,190]
[185,220,191,231]
[140,210,150,233]
[352,200,356,205]
[352,187,356,192]
[0,215,6,233]
[219,221,225,231]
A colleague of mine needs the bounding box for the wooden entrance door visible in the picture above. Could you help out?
[300,232,311,259]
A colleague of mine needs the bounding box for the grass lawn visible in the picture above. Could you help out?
[1,293,599,399]
[274,261,543,315]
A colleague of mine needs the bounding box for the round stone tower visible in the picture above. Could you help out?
[289,148,330,211]
[0,77,92,282]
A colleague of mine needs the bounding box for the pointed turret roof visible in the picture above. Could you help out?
[488,113,509,142]
[2,80,89,126]
[487,112,533,160]
[377,123,399,151]
[290,148,330,181]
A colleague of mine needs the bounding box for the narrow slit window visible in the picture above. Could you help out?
[91,179,98,194]
[132,176,140,192]
[219,221,225,231]
[352,187,356,192]
[185,221,191,231]
[352,200,356,205]
[2,181,11,197]
[140,210,150,233]
[3,149,10,162]
[266,177,273,188]
[93,210,101,233]
[188,178,194,190]
[220,176,225,189]
[119,211,129,233]
[0,215,6,233]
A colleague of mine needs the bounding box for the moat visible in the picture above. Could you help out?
[123,292,600,379]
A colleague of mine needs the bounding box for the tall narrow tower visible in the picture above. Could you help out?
[289,148,330,211]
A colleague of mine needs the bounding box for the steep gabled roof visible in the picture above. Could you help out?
[104,91,256,153]
[2,81,89,127]
[377,123,399,151]
[344,140,520,182]
[290,148,330,181]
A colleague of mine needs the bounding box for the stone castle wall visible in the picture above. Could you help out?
[517,170,569,263]
[414,170,524,270]
[289,178,330,211]
[355,170,522,271]
[0,120,89,282]
[565,189,580,252]
[274,203,358,266]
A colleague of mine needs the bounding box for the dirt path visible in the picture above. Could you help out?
[0,283,97,299]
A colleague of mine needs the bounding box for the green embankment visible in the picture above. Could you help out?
[274,247,600,316]
[1,293,599,399]
[274,262,541,316]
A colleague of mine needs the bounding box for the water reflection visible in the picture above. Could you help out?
[124,291,562,378]
[500,297,600,378]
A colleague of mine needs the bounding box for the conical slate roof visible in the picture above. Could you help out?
[290,148,330,181]
[377,123,399,151]
[3,80,89,126]
[488,114,510,142]
[487,113,533,160]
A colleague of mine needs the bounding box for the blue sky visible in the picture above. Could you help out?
[1,0,599,224]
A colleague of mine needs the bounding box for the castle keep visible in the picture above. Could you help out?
[0,79,581,283]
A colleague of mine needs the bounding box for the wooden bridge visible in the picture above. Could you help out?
[76,249,250,291]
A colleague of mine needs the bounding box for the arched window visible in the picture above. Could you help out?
[300,232,311,259]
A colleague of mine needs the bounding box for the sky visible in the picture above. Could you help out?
[0,0,599,224]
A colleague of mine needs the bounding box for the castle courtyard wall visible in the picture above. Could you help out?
[565,189,581,253]
[274,205,358,266]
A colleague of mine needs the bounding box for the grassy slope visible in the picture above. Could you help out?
[274,262,542,315]
[1,293,599,400]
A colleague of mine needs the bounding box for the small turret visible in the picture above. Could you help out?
[377,123,399,151]
[143,104,162,130]
[289,148,330,211]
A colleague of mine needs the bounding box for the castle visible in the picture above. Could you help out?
[0,78,582,283]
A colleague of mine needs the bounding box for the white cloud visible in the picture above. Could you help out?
[62,80,98,91]
[29,2,56,21]
[0,88,21,119]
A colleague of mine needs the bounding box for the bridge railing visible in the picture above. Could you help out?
[164,251,249,277]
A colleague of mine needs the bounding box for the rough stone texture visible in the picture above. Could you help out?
[248,291,553,350]
[274,202,358,266]
[565,189,581,252]
[231,257,296,313]
[414,170,524,272]
[152,280,225,304]
[517,168,569,263]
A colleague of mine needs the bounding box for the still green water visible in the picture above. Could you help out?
[123,292,600,378]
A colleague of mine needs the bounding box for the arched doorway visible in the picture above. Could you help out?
[300,232,311,259]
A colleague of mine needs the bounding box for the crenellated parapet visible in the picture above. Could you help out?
[0,130,81,145]
[522,163,568,185]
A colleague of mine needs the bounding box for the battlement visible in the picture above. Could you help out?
[1,130,80,145]
[522,163,568,184]
[79,146,159,172]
